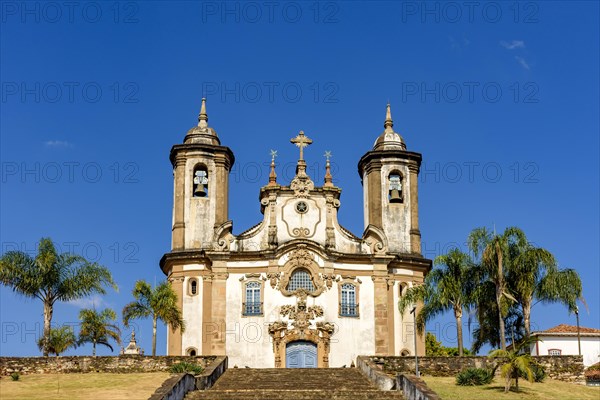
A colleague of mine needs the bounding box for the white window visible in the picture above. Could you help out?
[340,283,358,317]
[287,269,315,292]
[244,281,262,316]
[548,349,562,356]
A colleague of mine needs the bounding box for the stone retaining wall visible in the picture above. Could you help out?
[398,374,442,400]
[362,355,585,383]
[0,355,217,375]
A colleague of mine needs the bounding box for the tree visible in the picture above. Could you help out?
[509,244,584,337]
[469,227,527,350]
[399,248,475,356]
[489,338,537,393]
[78,308,121,356]
[122,280,185,356]
[38,326,77,357]
[425,332,472,356]
[0,238,117,356]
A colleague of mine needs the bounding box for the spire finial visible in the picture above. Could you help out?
[198,98,208,128]
[324,151,333,187]
[268,150,278,186]
[384,103,393,131]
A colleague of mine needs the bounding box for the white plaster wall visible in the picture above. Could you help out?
[326,277,375,366]
[223,269,377,368]
[184,156,216,249]
[532,336,600,367]
[380,162,411,253]
[181,276,203,355]
[393,281,416,356]
[225,272,279,368]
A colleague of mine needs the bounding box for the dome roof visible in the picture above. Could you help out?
[184,98,221,145]
[372,104,406,151]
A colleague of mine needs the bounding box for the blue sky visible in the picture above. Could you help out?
[1,1,598,356]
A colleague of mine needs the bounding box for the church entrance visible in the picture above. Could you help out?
[285,341,317,368]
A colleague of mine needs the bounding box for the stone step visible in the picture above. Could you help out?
[209,368,376,391]
[184,368,404,400]
[187,389,404,400]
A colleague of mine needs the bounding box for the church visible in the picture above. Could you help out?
[160,99,432,368]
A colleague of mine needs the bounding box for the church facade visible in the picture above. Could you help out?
[160,99,431,368]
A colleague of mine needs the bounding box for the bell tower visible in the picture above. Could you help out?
[169,98,235,250]
[358,104,422,255]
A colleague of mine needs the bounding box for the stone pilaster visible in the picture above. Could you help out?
[172,155,186,250]
[202,273,213,354]
[167,272,184,355]
[214,154,231,226]
[408,163,421,254]
[209,263,228,355]
[372,264,390,355]
[366,160,383,228]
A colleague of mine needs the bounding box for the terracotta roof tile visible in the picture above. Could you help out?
[544,324,600,334]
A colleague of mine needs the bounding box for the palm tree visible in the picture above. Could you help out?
[489,337,537,393]
[122,280,185,356]
[38,326,77,356]
[399,248,474,356]
[78,308,121,356]
[469,227,527,350]
[509,244,584,337]
[0,238,117,356]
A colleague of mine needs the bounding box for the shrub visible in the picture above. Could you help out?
[168,362,204,375]
[524,361,546,382]
[10,372,20,381]
[585,363,600,381]
[456,367,495,386]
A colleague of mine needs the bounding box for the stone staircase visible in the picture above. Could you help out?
[186,368,403,399]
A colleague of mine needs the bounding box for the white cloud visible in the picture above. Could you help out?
[515,56,530,70]
[45,140,73,148]
[500,40,525,50]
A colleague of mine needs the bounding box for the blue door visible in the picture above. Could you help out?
[286,341,317,368]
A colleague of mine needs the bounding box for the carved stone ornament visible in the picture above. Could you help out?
[268,225,278,248]
[325,227,336,249]
[321,273,337,289]
[266,272,281,289]
[362,224,388,254]
[214,220,235,251]
[278,246,326,297]
[268,297,333,368]
[290,175,315,198]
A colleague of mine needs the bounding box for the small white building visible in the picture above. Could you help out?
[529,324,600,367]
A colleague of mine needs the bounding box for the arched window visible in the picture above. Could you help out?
[186,347,197,356]
[287,269,316,292]
[193,166,208,197]
[244,281,262,316]
[388,173,403,203]
[340,283,358,317]
[400,349,411,356]
[188,278,199,296]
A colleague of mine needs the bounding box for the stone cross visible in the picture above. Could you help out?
[290,130,312,161]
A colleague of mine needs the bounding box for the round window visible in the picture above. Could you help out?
[295,201,308,214]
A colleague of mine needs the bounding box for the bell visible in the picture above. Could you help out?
[194,184,207,197]
[389,189,402,203]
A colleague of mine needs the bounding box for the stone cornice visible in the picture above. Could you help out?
[357,149,422,178]
[159,242,431,276]
[169,143,235,169]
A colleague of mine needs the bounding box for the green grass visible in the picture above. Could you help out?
[423,376,600,400]
[0,372,170,400]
